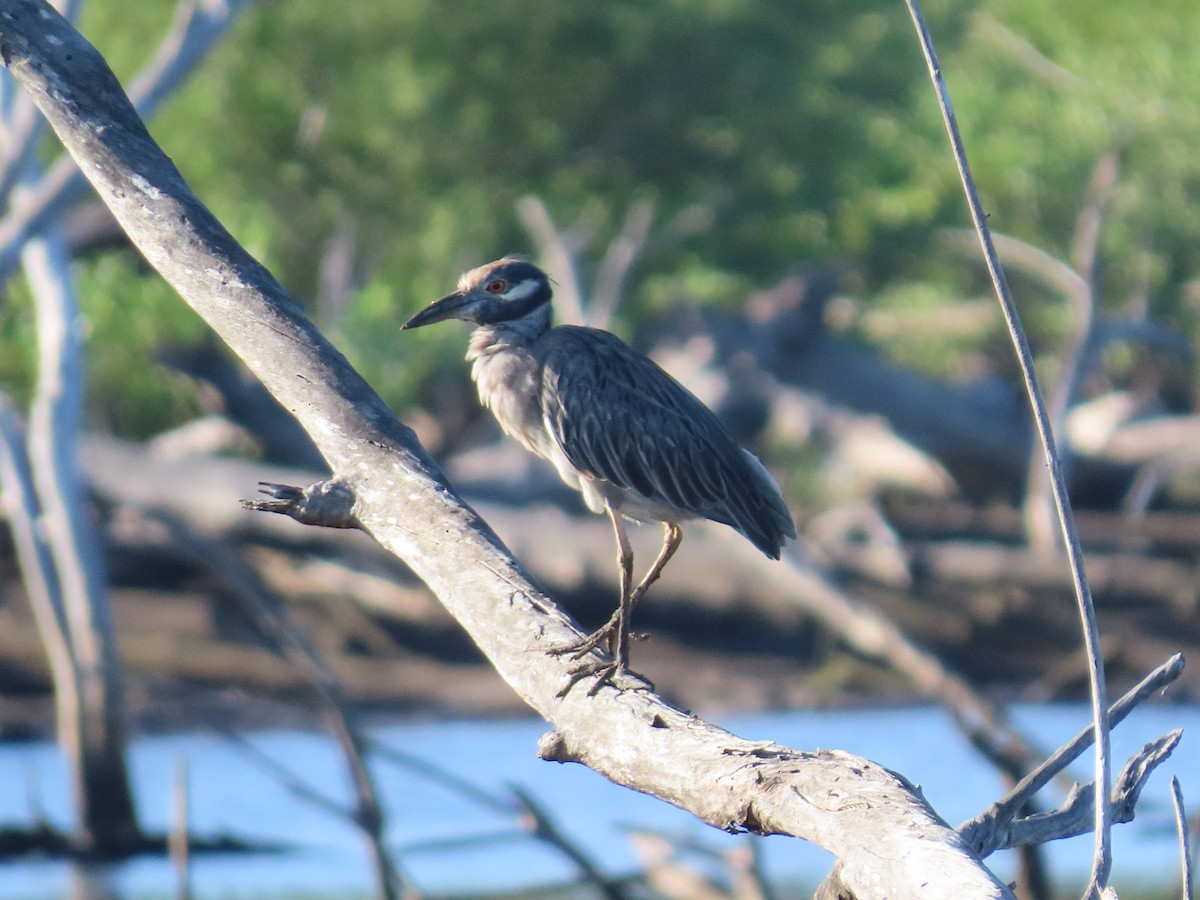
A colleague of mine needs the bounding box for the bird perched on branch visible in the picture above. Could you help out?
[403,258,795,695]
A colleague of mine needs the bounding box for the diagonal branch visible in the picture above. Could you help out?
[372,742,628,897]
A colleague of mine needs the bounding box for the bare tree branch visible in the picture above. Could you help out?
[1070,151,1119,284]
[22,216,139,852]
[516,195,654,331]
[508,784,632,900]
[960,653,1184,856]
[980,730,1179,853]
[0,4,1014,896]
[903,2,1114,891]
[149,507,405,899]
[214,726,349,821]
[372,741,627,897]
[1027,152,1117,550]
[588,198,654,330]
[170,755,191,900]
[1172,776,1193,900]
[941,228,1087,313]
[0,395,77,727]
[742,539,1045,785]
[967,13,1085,90]
[0,0,261,283]
[516,195,586,326]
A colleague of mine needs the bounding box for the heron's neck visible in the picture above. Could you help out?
[467,305,552,360]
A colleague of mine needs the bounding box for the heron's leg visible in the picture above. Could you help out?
[628,522,683,615]
[608,508,635,666]
[548,508,633,663]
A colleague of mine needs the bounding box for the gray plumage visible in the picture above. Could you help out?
[404,258,795,693]
[539,326,793,556]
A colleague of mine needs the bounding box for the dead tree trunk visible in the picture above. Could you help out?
[0,0,257,858]
[20,225,139,855]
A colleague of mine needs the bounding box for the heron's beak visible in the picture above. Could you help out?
[401,290,484,330]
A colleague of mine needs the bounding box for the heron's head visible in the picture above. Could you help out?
[402,258,552,330]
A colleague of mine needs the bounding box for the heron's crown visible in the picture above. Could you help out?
[402,257,552,330]
[458,258,552,324]
[458,257,547,294]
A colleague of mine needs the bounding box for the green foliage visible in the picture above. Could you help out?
[944,1,1200,302]
[76,253,209,436]
[0,286,36,408]
[0,252,206,437]
[14,0,1200,432]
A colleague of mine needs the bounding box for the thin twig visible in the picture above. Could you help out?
[968,13,1085,89]
[509,784,631,900]
[902,2,1113,891]
[1070,151,1119,283]
[1173,777,1193,900]
[398,829,530,857]
[370,742,515,817]
[171,755,191,900]
[372,741,631,898]
[941,227,1087,301]
[1025,152,1118,548]
[213,725,348,820]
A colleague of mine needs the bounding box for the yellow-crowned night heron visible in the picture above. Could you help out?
[403,258,795,693]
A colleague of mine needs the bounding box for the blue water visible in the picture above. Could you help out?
[0,703,1190,898]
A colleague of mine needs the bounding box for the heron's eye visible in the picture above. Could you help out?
[486,279,507,294]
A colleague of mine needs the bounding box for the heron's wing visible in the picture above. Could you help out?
[539,326,793,556]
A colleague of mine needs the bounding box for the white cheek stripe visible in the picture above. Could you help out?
[503,279,540,302]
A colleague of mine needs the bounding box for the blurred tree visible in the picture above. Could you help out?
[2,0,1196,438]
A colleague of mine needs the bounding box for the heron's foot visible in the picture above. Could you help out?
[555,657,652,698]
[556,657,622,698]
[547,611,622,661]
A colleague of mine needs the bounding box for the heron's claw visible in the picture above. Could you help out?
[550,610,656,697]
[554,657,652,698]
[555,658,622,698]
[548,611,622,660]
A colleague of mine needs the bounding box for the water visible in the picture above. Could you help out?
[0,703,1190,898]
